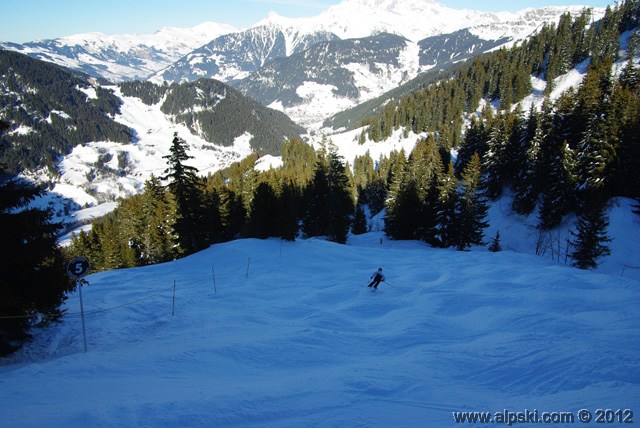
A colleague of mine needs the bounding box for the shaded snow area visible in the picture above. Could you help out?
[2,233,638,427]
[486,195,640,281]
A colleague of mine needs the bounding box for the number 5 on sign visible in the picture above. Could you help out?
[66,257,90,279]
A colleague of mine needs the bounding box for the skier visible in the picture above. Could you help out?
[367,267,385,289]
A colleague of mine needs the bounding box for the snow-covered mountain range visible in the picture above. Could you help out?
[1,0,603,128]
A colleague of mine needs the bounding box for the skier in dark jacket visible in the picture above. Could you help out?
[367,268,385,289]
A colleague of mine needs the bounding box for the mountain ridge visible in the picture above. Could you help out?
[1,1,604,84]
[0,21,239,82]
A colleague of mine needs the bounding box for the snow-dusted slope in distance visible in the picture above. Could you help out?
[149,23,339,84]
[0,22,239,82]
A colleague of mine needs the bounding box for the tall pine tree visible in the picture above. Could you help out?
[139,175,176,264]
[569,202,612,269]
[0,164,73,355]
[410,137,444,245]
[246,182,279,239]
[538,141,576,230]
[455,153,489,250]
[325,147,355,243]
[436,161,459,248]
[351,204,368,235]
[302,145,354,243]
[162,133,206,255]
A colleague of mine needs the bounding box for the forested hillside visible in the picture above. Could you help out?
[120,79,305,155]
[366,2,640,250]
[0,51,132,175]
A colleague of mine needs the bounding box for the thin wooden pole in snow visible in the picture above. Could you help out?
[172,280,176,317]
[78,281,88,352]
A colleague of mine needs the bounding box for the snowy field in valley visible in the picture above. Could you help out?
[2,225,639,427]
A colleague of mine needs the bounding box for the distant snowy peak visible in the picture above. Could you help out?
[1,21,239,81]
[250,15,340,56]
[309,0,500,41]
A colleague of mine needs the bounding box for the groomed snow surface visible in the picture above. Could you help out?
[2,228,639,427]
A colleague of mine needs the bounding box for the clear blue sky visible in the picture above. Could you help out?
[1,0,615,43]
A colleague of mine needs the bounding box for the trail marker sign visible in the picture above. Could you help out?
[67,257,90,279]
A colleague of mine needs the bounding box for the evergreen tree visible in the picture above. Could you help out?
[482,114,510,200]
[218,187,246,241]
[592,6,622,62]
[574,59,617,207]
[325,148,355,244]
[569,202,612,269]
[246,182,279,239]
[538,141,577,230]
[436,161,459,248]
[369,177,388,215]
[456,108,492,174]
[455,153,489,250]
[385,178,421,240]
[276,181,300,241]
[162,133,206,255]
[571,9,592,64]
[139,175,175,264]
[351,204,368,235]
[302,147,354,244]
[546,13,576,85]
[488,230,502,252]
[302,158,331,239]
[0,165,73,355]
[200,182,223,245]
[535,93,579,229]
[410,137,444,245]
[385,150,421,240]
[512,108,544,215]
[281,137,316,186]
[353,152,371,188]
[620,31,640,89]
[614,81,640,200]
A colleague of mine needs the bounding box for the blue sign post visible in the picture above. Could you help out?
[66,258,90,352]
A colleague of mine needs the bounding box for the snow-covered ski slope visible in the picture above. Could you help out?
[2,231,639,427]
